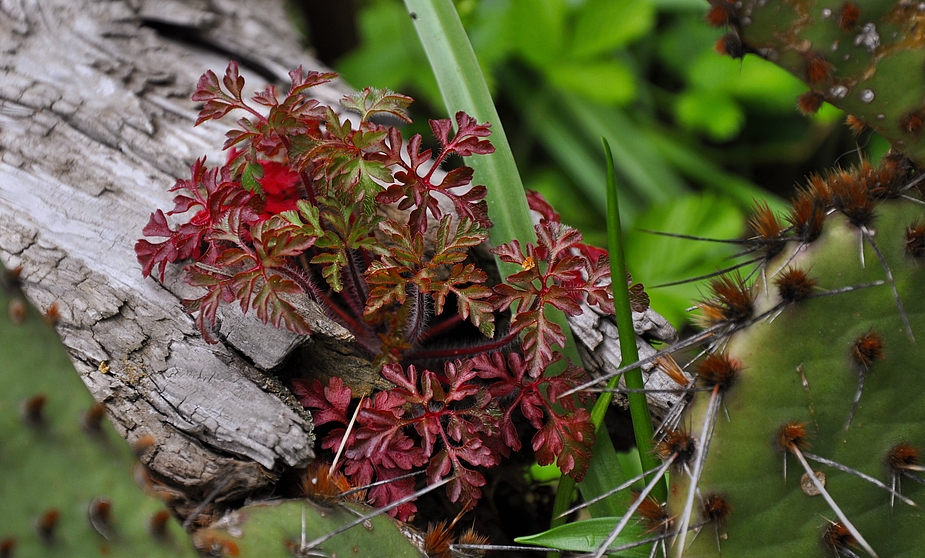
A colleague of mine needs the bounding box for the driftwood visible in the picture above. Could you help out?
[0,0,361,515]
[0,0,684,520]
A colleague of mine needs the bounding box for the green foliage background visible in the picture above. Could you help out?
[303,0,891,328]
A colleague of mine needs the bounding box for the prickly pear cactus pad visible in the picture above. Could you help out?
[667,161,925,557]
[709,0,925,166]
[194,499,426,557]
[0,265,194,557]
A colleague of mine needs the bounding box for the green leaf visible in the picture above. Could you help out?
[624,193,745,327]
[643,129,782,211]
[687,53,804,111]
[526,461,562,484]
[311,248,348,293]
[602,137,664,503]
[432,216,487,266]
[241,161,264,194]
[336,0,437,103]
[675,88,745,141]
[341,87,414,123]
[570,0,655,58]
[655,15,721,77]
[546,60,637,105]
[514,518,649,555]
[282,200,323,237]
[451,281,495,337]
[505,0,569,66]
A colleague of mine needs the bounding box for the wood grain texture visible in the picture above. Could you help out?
[0,0,355,513]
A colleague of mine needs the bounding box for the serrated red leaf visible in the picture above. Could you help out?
[533,408,594,481]
[291,377,351,426]
[470,352,595,478]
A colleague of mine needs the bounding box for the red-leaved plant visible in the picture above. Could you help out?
[136,61,646,520]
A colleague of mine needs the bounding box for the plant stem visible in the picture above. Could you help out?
[602,137,666,503]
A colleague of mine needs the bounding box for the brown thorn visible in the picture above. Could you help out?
[845,115,867,136]
[423,521,455,558]
[797,91,825,116]
[774,267,819,303]
[804,52,834,83]
[149,510,172,539]
[132,434,156,457]
[35,509,60,542]
[42,302,60,325]
[22,394,47,427]
[838,2,861,31]
[8,297,27,324]
[82,402,107,434]
[905,219,925,257]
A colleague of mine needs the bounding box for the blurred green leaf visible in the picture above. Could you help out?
[524,167,607,247]
[675,88,744,141]
[558,91,688,206]
[625,193,746,327]
[570,0,655,58]
[506,0,568,66]
[656,15,719,76]
[644,128,786,211]
[337,1,441,105]
[526,461,563,484]
[463,0,515,70]
[812,99,845,124]
[689,53,805,111]
[546,59,637,105]
[867,134,892,163]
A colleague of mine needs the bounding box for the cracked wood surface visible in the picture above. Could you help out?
[0,0,357,511]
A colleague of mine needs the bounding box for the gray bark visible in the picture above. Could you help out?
[0,0,355,514]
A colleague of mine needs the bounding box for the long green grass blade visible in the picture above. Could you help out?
[603,138,666,504]
[403,0,534,280]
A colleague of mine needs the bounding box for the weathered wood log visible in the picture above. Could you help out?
[0,0,358,515]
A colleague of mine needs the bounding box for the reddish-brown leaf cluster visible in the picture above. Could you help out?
[137,62,636,520]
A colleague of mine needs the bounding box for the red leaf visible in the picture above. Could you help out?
[365,468,418,521]
[291,377,351,426]
[533,407,595,481]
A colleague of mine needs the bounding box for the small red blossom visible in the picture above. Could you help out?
[258,160,303,217]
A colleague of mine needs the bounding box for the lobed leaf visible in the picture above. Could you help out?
[341,87,414,123]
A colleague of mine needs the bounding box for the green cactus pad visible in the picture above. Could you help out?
[669,192,925,556]
[194,499,426,557]
[712,0,925,166]
[0,266,194,557]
